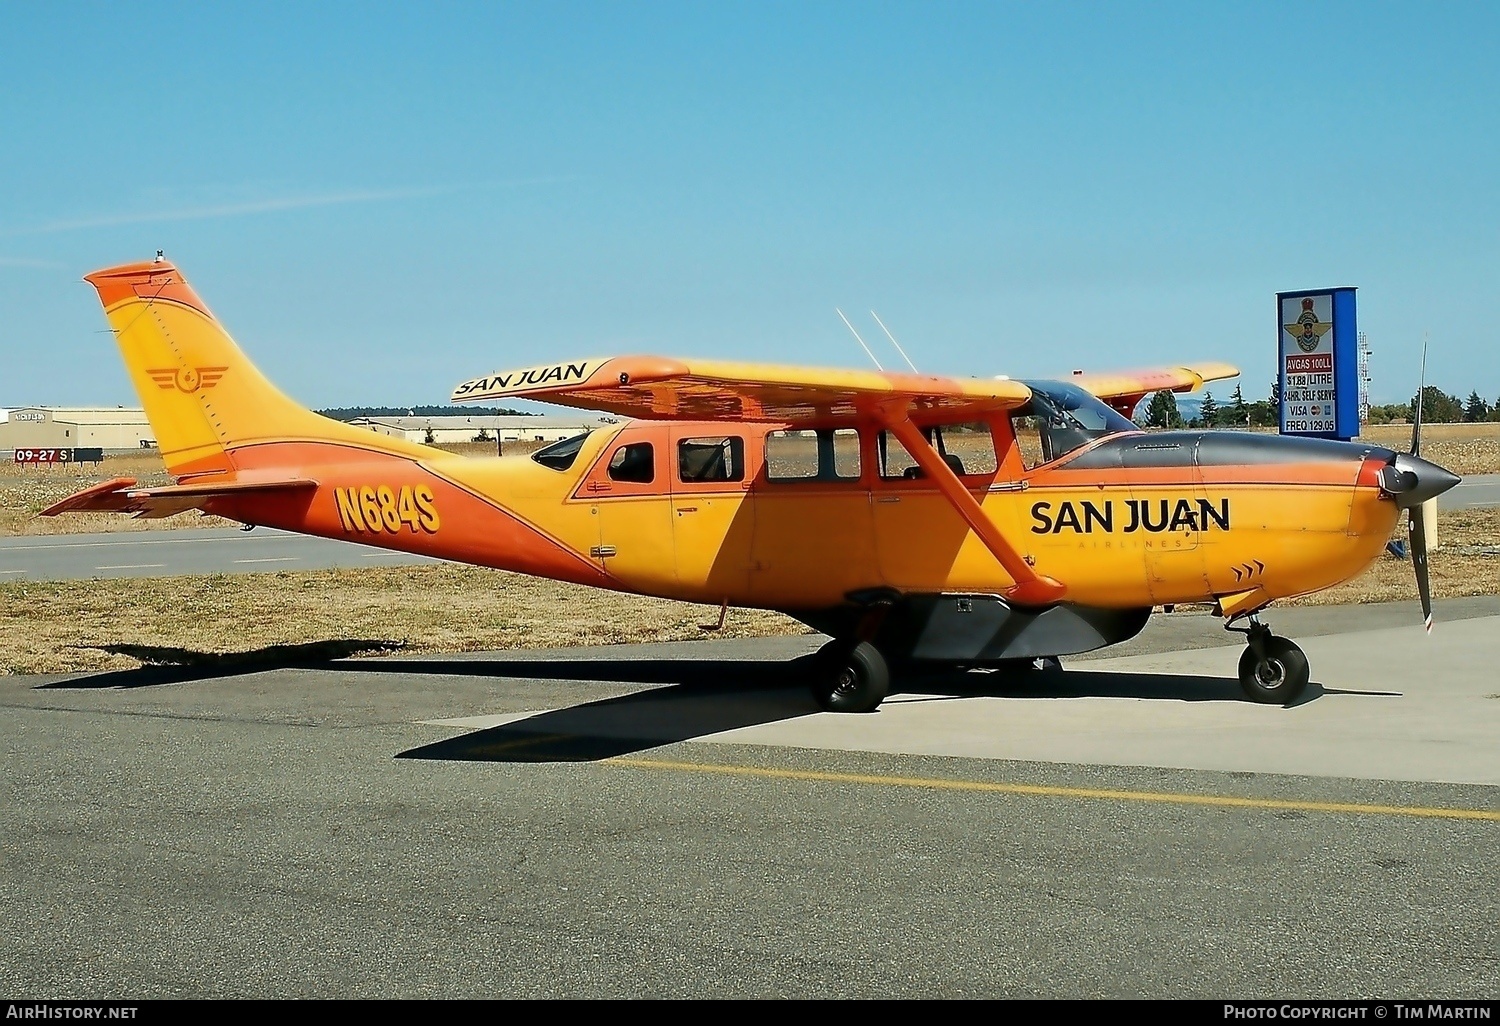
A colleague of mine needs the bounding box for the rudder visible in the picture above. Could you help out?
[86,258,430,476]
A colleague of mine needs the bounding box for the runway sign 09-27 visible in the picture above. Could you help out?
[1277,287,1358,440]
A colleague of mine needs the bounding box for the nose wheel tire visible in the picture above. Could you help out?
[1237,635,1309,705]
[810,640,890,713]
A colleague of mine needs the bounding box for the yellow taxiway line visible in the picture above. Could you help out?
[608,757,1500,822]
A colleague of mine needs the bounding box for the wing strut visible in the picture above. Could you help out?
[880,411,1066,606]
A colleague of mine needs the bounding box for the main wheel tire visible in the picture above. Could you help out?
[810,640,890,713]
[1237,635,1310,705]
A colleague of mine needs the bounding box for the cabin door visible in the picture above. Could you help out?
[749,428,875,607]
[582,434,676,594]
[669,428,756,601]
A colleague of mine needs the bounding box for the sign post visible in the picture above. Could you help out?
[1277,287,1359,440]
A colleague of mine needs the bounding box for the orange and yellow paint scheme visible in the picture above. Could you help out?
[45,259,1458,711]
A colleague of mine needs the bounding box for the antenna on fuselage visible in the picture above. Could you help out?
[870,310,918,373]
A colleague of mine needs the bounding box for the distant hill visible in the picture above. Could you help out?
[1128,396,1221,425]
[316,405,532,421]
[1126,396,1204,421]
[1175,397,1204,420]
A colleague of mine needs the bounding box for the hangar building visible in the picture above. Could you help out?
[0,407,155,453]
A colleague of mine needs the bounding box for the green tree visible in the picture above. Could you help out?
[1228,383,1248,426]
[1144,390,1182,428]
[1365,403,1410,425]
[1464,391,1490,423]
[1199,391,1218,428]
[1411,386,1463,424]
[1248,400,1277,427]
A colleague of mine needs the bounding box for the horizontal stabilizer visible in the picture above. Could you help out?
[41,476,318,520]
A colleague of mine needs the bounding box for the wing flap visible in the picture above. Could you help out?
[41,476,318,519]
[452,355,1032,425]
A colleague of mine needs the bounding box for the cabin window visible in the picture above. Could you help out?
[878,423,997,479]
[607,442,655,484]
[934,423,998,475]
[878,432,923,480]
[531,431,590,471]
[678,436,745,483]
[765,428,860,481]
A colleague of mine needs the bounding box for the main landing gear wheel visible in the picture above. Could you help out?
[1237,633,1309,705]
[810,639,890,713]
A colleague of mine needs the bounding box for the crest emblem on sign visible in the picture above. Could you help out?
[1284,297,1332,354]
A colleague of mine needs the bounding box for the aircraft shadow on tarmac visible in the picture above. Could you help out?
[32,640,409,689]
[34,643,1391,764]
[388,659,1367,764]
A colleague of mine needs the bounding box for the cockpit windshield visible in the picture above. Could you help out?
[1011,380,1138,469]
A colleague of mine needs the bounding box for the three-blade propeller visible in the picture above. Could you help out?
[1410,348,1432,633]
[1379,340,1461,632]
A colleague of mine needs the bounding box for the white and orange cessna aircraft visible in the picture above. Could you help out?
[46,259,1460,711]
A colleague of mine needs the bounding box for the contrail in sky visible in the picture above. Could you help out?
[2,177,580,236]
[0,256,65,268]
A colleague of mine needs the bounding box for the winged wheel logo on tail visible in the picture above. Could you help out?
[146,366,227,393]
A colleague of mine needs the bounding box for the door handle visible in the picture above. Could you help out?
[676,506,699,515]
[875,496,901,504]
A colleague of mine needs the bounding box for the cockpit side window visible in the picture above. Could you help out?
[607,442,655,483]
[1009,380,1136,470]
[531,432,591,471]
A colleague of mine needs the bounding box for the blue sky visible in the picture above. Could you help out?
[2,2,1497,410]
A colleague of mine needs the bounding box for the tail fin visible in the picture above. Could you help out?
[86,259,431,475]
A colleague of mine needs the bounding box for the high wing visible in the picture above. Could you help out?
[1069,362,1240,418]
[451,356,1033,426]
[42,476,318,520]
[452,355,1064,602]
[449,353,1236,606]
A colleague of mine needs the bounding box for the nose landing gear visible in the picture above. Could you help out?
[1228,614,1309,705]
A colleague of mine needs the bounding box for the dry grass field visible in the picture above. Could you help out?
[0,566,812,676]
[0,452,214,536]
[1356,421,1500,477]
